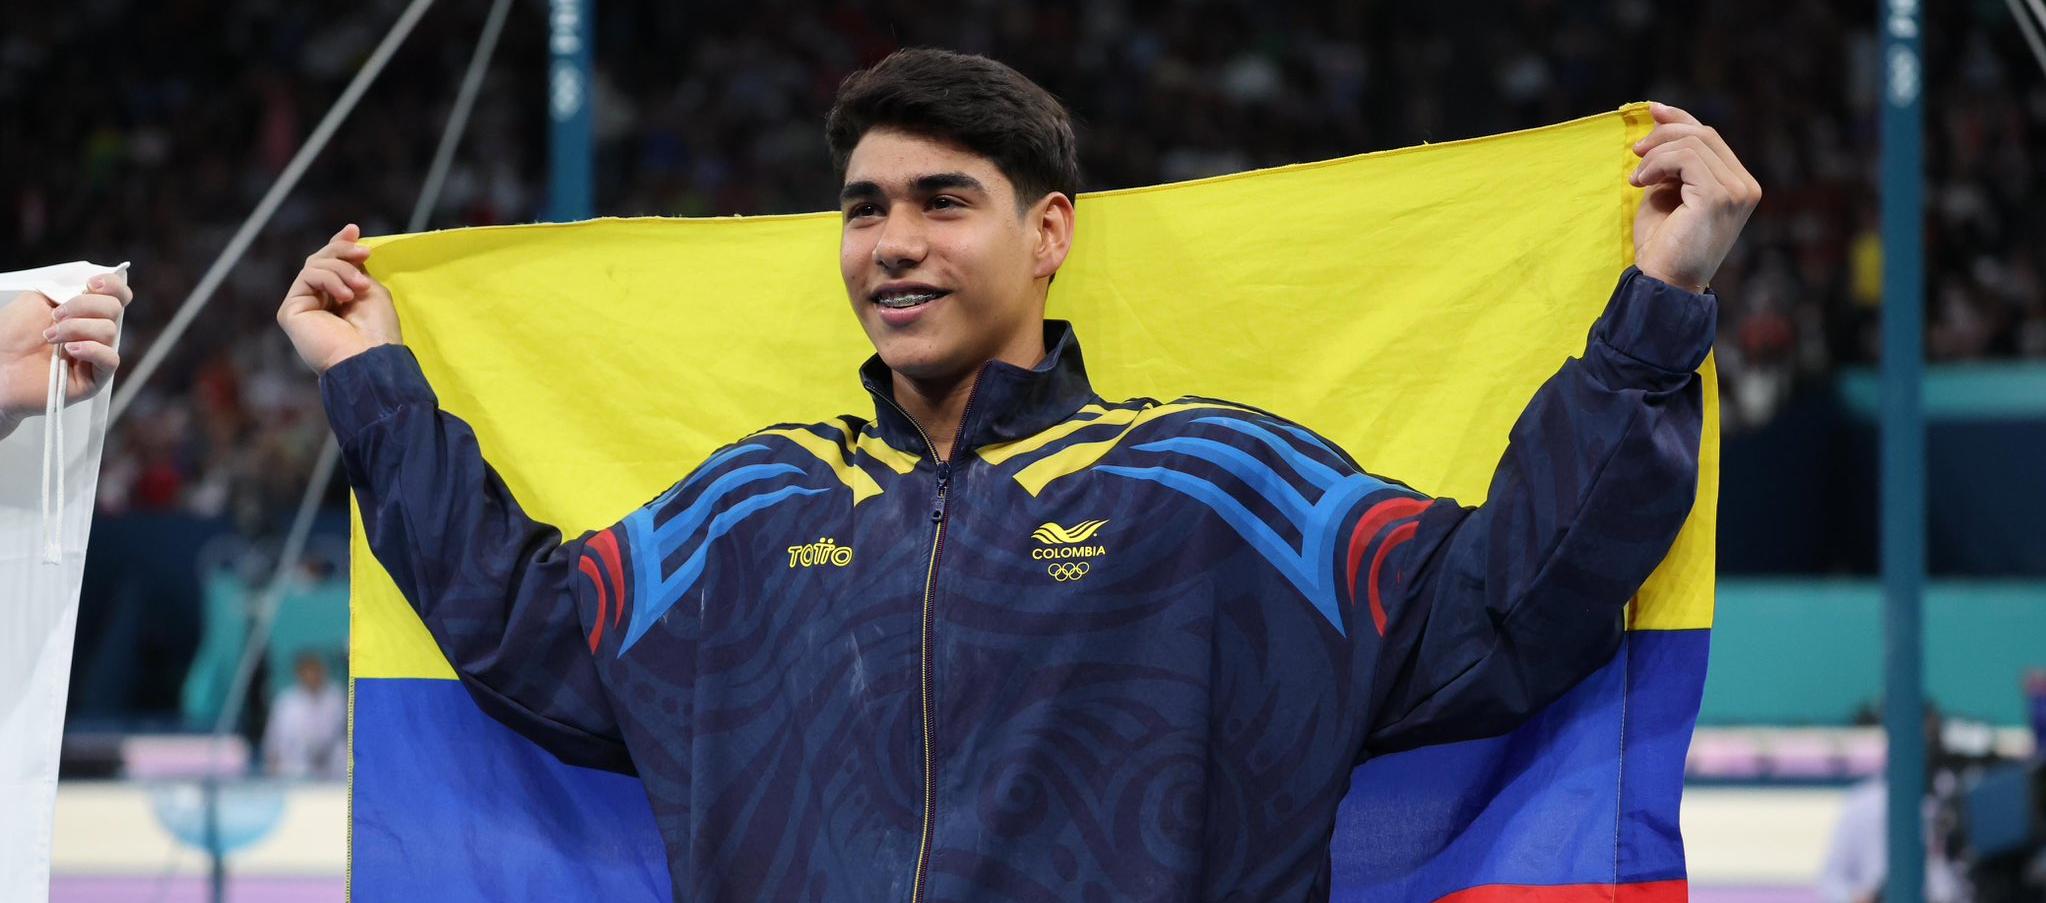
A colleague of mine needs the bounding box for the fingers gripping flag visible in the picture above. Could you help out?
[349,104,1715,900]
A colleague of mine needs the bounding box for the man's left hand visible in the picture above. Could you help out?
[0,270,134,435]
[1630,101,1762,294]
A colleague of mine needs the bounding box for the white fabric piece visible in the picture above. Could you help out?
[1,261,125,561]
[0,261,123,903]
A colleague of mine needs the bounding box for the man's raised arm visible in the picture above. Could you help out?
[1352,266,1712,754]
[280,225,633,774]
[1349,102,1759,755]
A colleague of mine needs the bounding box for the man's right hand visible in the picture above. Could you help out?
[278,224,402,374]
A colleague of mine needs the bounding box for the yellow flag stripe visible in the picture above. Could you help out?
[348,104,1713,691]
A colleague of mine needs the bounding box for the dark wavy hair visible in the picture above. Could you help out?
[825,48,1081,210]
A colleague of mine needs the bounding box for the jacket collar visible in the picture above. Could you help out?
[859,320,1095,461]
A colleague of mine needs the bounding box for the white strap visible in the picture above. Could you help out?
[41,348,63,564]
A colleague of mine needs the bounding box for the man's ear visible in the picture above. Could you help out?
[1029,192,1075,280]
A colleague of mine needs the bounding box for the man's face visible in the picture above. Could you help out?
[839,128,1067,382]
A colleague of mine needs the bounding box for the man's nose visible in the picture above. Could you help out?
[873,212,927,272]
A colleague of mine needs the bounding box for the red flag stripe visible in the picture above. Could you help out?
[1436,880,1689,903]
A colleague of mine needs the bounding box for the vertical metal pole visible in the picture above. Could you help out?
[1880,0,1926,900]
[205,777,224,903]
[547,0,594,220]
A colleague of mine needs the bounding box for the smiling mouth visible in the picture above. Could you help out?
[872,288,951,310]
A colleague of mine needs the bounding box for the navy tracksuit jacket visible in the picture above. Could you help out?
[324,267,1714,901]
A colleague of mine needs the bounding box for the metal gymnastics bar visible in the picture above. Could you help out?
[1879,0,1926,901]
[183,1,513,900]
[107,0,437,425]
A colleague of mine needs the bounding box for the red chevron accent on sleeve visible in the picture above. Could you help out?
[580,556,609,652]
[590,529,625,627]
[581,529,628,652]
[1344,496,1432,635]
[1364,520,1420,635]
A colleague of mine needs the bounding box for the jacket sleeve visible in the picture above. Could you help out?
[322,344,634,774]
[1352,267,1713,756]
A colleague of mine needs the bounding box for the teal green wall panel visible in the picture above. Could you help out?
[1837,362,2046,420]
[1701,580,2046,726]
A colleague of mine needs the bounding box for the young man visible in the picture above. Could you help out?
[280,49,1756,901]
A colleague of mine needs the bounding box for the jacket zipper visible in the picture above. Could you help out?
[874,376,984,903]
[912,459,948,903]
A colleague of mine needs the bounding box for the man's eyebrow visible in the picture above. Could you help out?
[839,180,883,205]
[912,172,987,195]
[839,172,989,205]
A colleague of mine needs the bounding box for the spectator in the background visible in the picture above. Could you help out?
[261,650,345,779]
[11,0,2044,520]
[11,0,2045,730]
[1818,704,1967,903]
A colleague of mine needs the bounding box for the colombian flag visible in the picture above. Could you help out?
[350,103,1714,900]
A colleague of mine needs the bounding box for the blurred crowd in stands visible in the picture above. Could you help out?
[4,0,2042,530]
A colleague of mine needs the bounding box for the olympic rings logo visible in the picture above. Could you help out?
[1047,561,1091,582]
